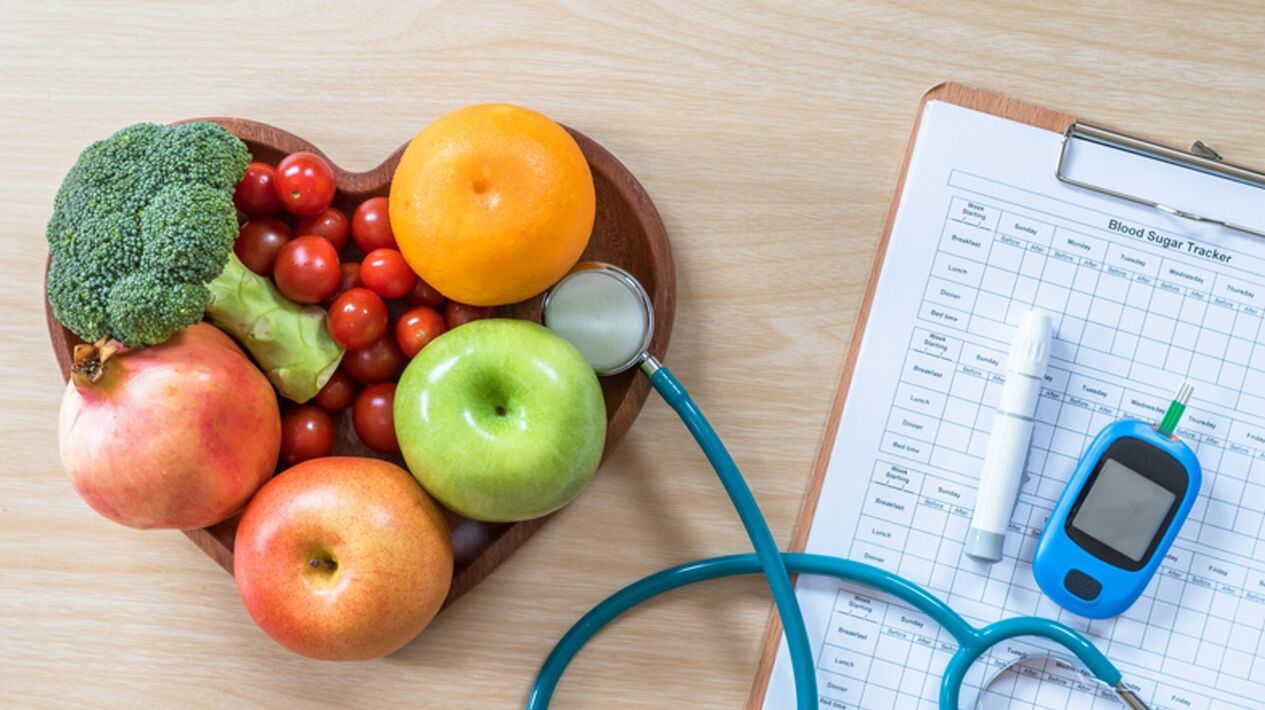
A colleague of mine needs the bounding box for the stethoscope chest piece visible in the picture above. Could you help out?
[543,262,655,375]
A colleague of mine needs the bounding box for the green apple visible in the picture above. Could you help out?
[395,319,607,522]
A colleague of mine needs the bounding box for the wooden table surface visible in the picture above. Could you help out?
[4,2,1264,707]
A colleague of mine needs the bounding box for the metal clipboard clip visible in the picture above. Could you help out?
[1055,122,1265,240]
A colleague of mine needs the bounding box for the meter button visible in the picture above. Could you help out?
[1064,569,1102,601]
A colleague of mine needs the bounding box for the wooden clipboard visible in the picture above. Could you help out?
[745,83,1076,708]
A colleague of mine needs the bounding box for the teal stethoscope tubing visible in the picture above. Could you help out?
[525,362,1126,709]
[525,553,1122,709]
[643,363,819,709]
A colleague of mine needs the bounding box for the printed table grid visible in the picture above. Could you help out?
[887,329,1265,558]
[922,196,1265,416]
[813,180,1265,708]
[829,454,1264,708]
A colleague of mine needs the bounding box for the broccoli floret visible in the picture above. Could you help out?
[46,121,344,402]
[46,122,247,346]
[46,253,109,343]
[139,184,238,283]
[107,273,212,347]
[156,122,252,191]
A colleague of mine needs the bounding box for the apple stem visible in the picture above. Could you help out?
[309,558,337,571]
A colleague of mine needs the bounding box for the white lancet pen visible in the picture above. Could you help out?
[966,310,1053,563]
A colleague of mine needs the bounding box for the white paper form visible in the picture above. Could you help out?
[763,101,1265,710]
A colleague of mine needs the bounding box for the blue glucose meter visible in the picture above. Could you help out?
[1034,388,1201,619]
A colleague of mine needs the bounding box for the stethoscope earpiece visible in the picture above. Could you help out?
[974,651,1149,709]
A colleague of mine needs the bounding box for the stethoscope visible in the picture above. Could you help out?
[531,262,1150,710]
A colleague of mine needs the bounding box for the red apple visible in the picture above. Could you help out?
[233,457,453,660]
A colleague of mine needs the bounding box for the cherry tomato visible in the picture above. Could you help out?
[234,162,282,217]
[280,405,335,466]
[274,151,336,217]
[273,236,341,304]
[407,277,447,308]
[341,335,407,385]
[353,383,399,454]
[327,288,388,350]
[352,196,396,251]
[445,301,497,330]
[234,218,292,276]
[360,248,416,299]
[313,369,357,412]
[295,207,350,251]
[395,306,447,357]
[325,261,363,302]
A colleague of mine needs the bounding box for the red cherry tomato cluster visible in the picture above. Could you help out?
[234,153,498,464]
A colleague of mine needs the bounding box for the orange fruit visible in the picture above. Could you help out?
[389,104,596,306]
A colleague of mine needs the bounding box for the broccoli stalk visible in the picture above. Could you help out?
[205,252,343,401]
[46,121,344,403]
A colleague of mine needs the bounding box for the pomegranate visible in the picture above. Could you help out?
[59,323,281,529]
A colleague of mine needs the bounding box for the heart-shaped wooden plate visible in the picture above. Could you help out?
[44,117,675,606]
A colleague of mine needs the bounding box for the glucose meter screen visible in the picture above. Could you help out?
[1071,458,1177,562]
